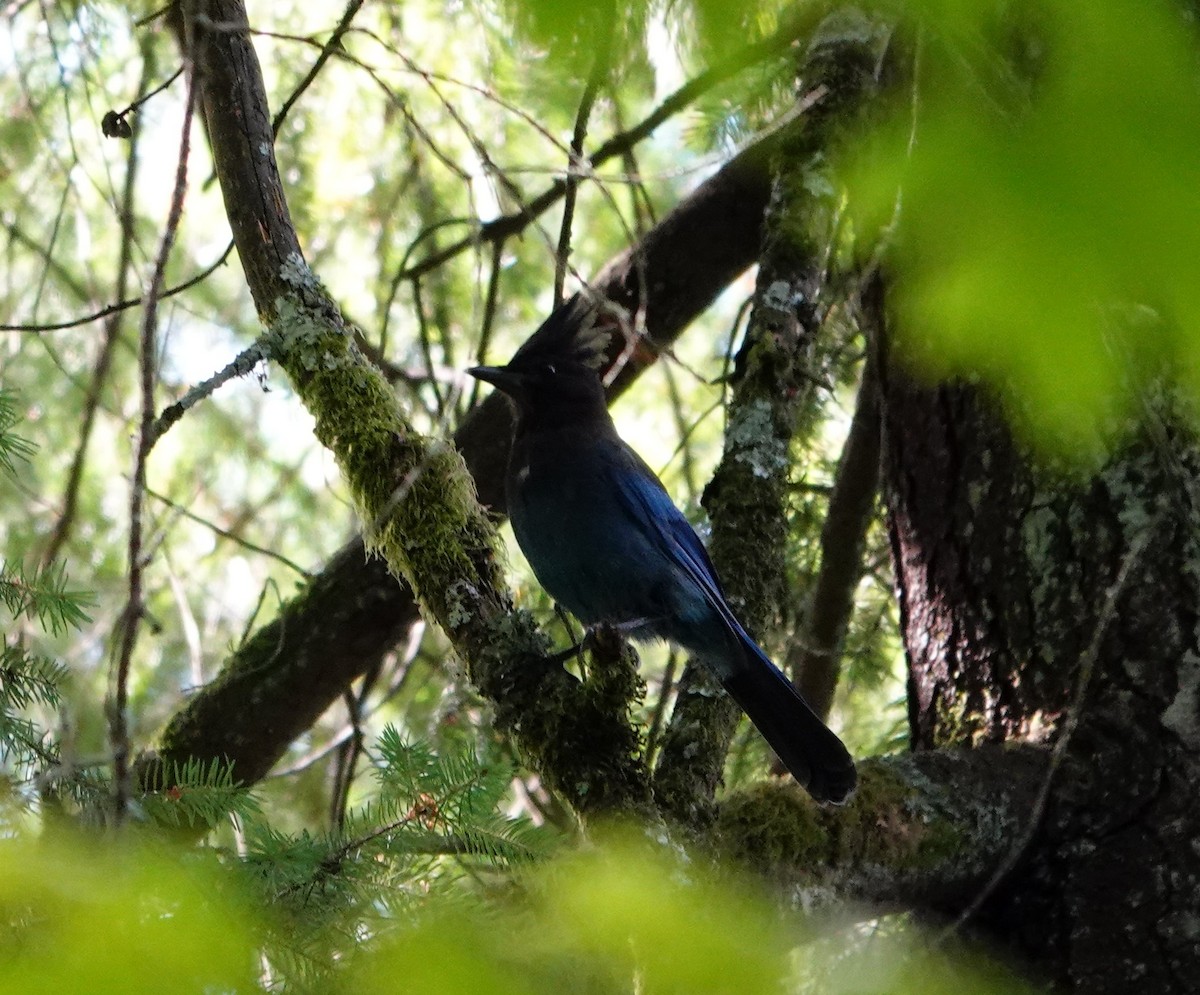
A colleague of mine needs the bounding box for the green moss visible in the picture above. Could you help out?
[583,631,647,724]
[716,761,969,876]
[260,257,652,817]
[265,267,508,641]
[931,692,989,748]
[831,761,964,869]
[716,780,828,869]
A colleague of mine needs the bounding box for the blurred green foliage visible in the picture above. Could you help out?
[352,834,796,994]
[0,830,1038,994]
[0,836,259,993]
[847,0,1200,458]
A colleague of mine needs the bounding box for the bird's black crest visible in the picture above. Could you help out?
[510,292,621,371]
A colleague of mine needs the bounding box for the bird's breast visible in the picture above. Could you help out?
[506,431,667,626]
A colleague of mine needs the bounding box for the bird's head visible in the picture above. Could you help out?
[468,356,606,421]
[469,294,616,423]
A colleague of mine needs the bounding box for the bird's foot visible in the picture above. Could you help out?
[546,640,586,667]
[545,622,631,672]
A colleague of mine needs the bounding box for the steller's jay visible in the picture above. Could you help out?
[469,302,856,803]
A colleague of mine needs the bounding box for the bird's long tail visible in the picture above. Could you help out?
[721,629,857,804]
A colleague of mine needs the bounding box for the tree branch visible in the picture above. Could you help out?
[150,108,780,792]
[792,332,881,720]
[716,744,1047,913]
[163,0,652,816]
[654,27,889,823]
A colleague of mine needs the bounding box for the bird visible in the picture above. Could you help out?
[469,298,856,803]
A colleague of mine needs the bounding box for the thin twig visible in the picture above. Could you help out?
[644,649,680,768]
[144,486,311,579]
[330,661,379,830]
[329,691,360,829]
[271,0,364,136]
[30,182,70,321]
[0,243,234,332]
[0,218,92,302]
[554,31,611,306]
[109,71,196,824]
[410,278,444,413]
[114,66,184,120]
[147,336,270,446]
[466,241,505,412]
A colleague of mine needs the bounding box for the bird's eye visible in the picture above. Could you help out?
[545,363,557,375]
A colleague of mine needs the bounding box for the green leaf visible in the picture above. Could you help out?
[846,0,1200,458]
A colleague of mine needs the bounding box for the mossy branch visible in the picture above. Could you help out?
[179,0,649,816]
[654,25,889,822]
[716,745,1047,912]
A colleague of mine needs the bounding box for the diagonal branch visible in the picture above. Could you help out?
[111,69,197,820]
[164,0,651,816]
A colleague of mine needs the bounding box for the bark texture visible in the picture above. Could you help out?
[882,352,1200,991]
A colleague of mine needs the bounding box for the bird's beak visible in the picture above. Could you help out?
[468,365,522,396]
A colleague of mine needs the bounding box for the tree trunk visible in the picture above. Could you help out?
[882,351,1200,992]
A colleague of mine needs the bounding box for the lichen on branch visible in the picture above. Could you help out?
[265,253,503,636]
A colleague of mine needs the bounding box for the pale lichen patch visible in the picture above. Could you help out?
[727,399,788,479]
[1163,650,1200,750]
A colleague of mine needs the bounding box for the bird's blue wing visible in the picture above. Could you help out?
[608,442,857,803]
[608,446,739,624]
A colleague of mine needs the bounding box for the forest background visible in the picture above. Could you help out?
[2,0,1198,991]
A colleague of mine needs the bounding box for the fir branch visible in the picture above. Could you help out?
[139,757,262,830]
[0,645,67,712]
[0,647,67,778]
[0,390,36,477]
[0,560,94,636]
